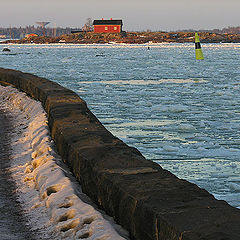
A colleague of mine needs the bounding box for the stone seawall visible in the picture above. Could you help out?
[1,68,240,240]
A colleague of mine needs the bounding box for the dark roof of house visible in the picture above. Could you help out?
[93,20,123,26]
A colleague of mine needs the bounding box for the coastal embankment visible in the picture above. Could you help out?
[0,84,127,239]
[1,68,240,240]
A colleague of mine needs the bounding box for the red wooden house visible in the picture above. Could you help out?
[93,19,123,33]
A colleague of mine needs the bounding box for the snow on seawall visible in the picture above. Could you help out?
[0,85,128,240]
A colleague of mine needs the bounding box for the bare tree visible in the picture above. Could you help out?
[82,18,93,32]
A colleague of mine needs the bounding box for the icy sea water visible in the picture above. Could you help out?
[1,43,240,208]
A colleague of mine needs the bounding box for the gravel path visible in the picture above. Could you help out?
[0,108,36,240]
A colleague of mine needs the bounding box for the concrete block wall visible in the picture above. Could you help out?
[1,68,240,240]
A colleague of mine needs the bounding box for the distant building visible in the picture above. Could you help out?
[25,33,38,38]
[93,19,123,33]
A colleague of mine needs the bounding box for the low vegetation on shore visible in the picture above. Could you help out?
[2,31,240,44]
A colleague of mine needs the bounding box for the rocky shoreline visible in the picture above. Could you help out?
[1,31,240,44]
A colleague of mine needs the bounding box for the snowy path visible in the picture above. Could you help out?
[0,85,128,240]
[0,109,37,240]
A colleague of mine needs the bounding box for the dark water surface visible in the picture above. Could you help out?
[0,108,35,240]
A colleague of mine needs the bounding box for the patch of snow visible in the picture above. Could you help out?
[162,145,179,152]
[177,123,195,132]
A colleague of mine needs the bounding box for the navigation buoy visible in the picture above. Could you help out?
[195,33,204,60]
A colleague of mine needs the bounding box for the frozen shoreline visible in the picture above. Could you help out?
[0,84,128,240]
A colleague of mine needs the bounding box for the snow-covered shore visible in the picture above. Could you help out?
[0,85,128,240]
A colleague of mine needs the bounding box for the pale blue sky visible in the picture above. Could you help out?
[1,0,239,31]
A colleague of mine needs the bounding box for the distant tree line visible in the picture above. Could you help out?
[213,26,240,34]
[0,25,75,39]
[179,26,240,34]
